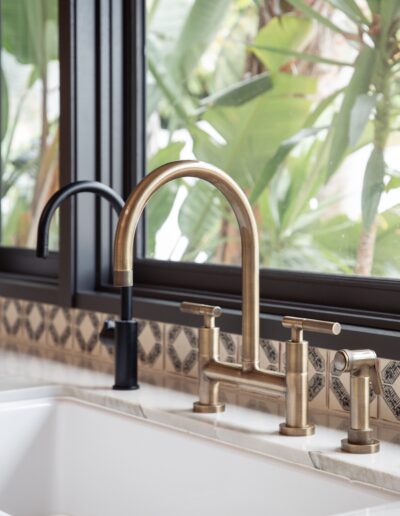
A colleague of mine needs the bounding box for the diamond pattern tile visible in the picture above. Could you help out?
[3,299,25,338]
[48,306,73,350]
[25,302,47,345]
[165,324,198,378]
[379,358,400,423]
[74,310,102,355]
[138,320,164,370]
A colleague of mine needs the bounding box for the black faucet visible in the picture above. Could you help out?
[37,180,139,390]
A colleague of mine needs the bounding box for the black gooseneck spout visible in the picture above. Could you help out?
[37,180,139,390]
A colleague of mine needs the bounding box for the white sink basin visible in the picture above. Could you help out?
[0,397,398,516]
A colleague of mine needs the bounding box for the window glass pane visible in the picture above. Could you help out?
[0,0,59,249]
[145,0,400,278]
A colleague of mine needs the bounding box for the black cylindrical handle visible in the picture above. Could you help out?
[113,320,139,390]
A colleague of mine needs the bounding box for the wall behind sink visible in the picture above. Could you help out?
[0,296,399,426]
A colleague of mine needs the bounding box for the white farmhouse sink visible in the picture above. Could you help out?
[0,397,397,516]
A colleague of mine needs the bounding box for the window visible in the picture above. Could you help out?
[0,1,398,357]
[146,0,400,280]
[0,0,60,250]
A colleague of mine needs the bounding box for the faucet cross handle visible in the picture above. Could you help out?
[180,302,222,329]
[334,349,381,454]
[282,316,341,342]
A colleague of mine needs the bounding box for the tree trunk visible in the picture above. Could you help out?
[355,220,378,276]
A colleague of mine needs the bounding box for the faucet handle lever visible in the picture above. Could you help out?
[180,302,222,329]
[370,358,383,396]
[282,316,341,342]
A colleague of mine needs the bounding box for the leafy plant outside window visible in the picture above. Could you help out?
[146,0,400,278]
[0,0,59,249]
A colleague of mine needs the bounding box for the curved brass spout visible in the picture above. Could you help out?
[113,160,260,371]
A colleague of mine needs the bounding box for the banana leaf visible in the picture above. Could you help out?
[251,14,313,72]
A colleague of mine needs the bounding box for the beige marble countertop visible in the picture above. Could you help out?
[1,348,400,514]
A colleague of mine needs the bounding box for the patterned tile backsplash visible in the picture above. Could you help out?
[0,296,399,425]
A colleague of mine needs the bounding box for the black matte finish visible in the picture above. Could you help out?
[36,180,138,389]
[113,320,139,390]
[37,181,124,258]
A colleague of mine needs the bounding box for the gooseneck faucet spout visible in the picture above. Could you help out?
[37,180,139,390]
[113,160,260,372]
[37,181,125,259]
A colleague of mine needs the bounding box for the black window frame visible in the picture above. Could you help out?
[0,0,399,359]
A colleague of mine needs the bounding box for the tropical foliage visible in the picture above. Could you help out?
[0,0,59,248]
[146,0,400,277]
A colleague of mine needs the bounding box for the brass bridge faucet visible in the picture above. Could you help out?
[113,160,341,434]
[182,304,340,435]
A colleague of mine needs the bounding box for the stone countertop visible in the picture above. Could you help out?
[1,348,400,512]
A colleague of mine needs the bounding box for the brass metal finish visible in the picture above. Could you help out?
[334,349,382,454]
[280,317,341,436]
[282,316,341,342]
[204,361,286,394]
[180,302,222,319]
[114,159,341,435]
[279,423,315,436]
[114,160,259,372]
[180,302,222,328]
[193,401,225,413]
[341,439,380,454]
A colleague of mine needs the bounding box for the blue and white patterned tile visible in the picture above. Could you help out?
[138,320,164,370]
[328,350,377,418]
[165,324,198,378]
[378,358,400,424]
[24,302,48,346]
[2,299,25,340]
[259,339,280,372]
[47,305,73,350]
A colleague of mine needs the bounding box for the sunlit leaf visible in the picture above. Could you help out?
[252,14,313,72]
[199,73,273,109]
[249,44,354,68]
[171,0,231,79]
[146,142,185,255]
[249,89,342,204]
[178,180,223,259]
[249,126,325,204]
[192,76,313,190]
[328,46,377,176]
[1,0,58,68]
[362,147,386,229]
[147,142,185,172]
[348,93,377,147]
